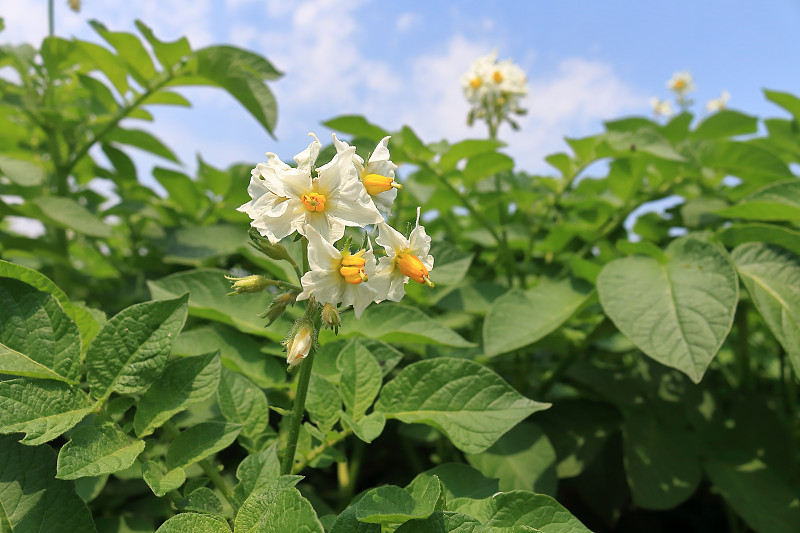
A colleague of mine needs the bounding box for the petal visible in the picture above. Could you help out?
[408,207,432,256]
[347,283,377,319]
[325,196,383,230]
[263,152,291,171]
[304,224,341,272]
[252,199,305,243]
[376,221,408,258]
[372,187,397,214]
[280,168,313,199]
[369,136,392,163]
[316,145,357,195]
[298,269,344,306]
[294,133,322,171]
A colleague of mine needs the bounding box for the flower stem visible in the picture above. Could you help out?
[48,0,54,36]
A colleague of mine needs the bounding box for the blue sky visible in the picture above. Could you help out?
[1,0,799,178]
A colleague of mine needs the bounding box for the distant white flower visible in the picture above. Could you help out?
[296,226,378,319]
[649,97,674,117]
[706,91,731,112]
[238,134,382,244]
[372,207,434,303]
[332,134,401,214]
[460,52,496,105]
[285,324,312,368]
[461,51,528,111]
[667,71,695,95]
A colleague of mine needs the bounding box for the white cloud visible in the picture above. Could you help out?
[395,12,418,32]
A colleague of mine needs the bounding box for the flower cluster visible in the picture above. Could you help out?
[461,51,528,134]
[239,134,434,366]
[650,70,730,118]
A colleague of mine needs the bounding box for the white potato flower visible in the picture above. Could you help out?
[460,52,497,105]
[296,226,378,319]
[238,134,382,244]
[372,207,434,303]
[332,134,401,214]
[667,71,695,95]
[461,52,528,110]
[706,91,731,112]
[649,97,674,117]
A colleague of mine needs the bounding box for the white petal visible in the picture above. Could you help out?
[263,152,291,171]
[252,199,305,243]
[298,269,344,306]
[376,221,408,258]
[369,136,392,163]
[294,133,322,171]
[303,224,341,272]
[408,207,432,257]
[316,145,356,195]
[347,283,377,319]
[280,168,313,199]
[372,187,397,214]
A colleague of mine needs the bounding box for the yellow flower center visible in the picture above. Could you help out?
[397,253,434,287]
[470,77,482,89]
[301,192,326,212]
[363,173,402,196]
[492,70,503,83]
[340,254,368,285]
[673,79,686,90]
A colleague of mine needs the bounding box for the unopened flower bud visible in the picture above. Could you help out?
[260,291,297,325]
[248,227,293,262]
[284,323,313,369]
[226,274,270,295]
[321,302,341,334]
[68,0,81,12]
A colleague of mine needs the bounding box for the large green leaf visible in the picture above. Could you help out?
[765,88,800,122]
[322,303,474,348]
[322,115,389,140]
[30,195,111,239]
[148,269,289,341]
[717,223,800,256]
[701,141,792,187]
[133,351,221,437]
[0,435,96,532]
[394,512,488,533]
[86,295,189,400]
[466,422,557,495]
[355,477,443,525]
[375,358,549,453]
[0,278,82,382]
[56,423,145,480]
[133,20,191,69]
[0,260,98,346]
[406,464,499,502]
[0,156,45,186]
[234,477,323,533]
[173,324,285,388]
[142,460,186,497]
[328,507,380,533]
[438,139,505,171]
[306,373,341,433]
[732,243,800,374]
[165,421,242,470]
[716,181,800,222]
[232,445,281,507]
[483,278,594,357]
[463,152,514,185]
[89,20,156,86]
[691,110,758,140]
[106,127,179,162]
[217,368,270,451]
[597,237,738,382]
[622,408,701,509]
[452,491,591,532]
[156,513,230,533]
[0,379,94,445]
[337,340,382,420]
[705,457,800,533]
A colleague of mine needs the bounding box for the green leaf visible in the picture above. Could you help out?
[134,351,222,437]
[217,368,269,449]
[622,408,701,509]
[56,423,145,480]
[166,421,242,470]
[174,324,285,389]
[0,155,45,186]
[0,260,98,345]
[232,445,281,507]
[464,491,591,532]
[140,90,192,107]
[148,269,289,341]
[142,460,186,497]
[0,379,94,445]
[87,294,189,400]
[715,180,800,222]
[134,20,191,69]
[355,477,442,525]
[177,488,225,516]
[234,477,323,533]
[691,110,758,140]
[0,278,82,382]
[322,115,388,140]
[89,20,156,86]
[328,507,380,533]
[337,340,382,420]
[156,513,230,533]
[322,303,474,348]
[0,435,96,532]
[74,39,129,94]
[705,457,800,533]
[394,512,488,533]
[162,225,248,265]
[765,88,800,122]
[462,152,514,185]
[106,128,179,162]
[439,140,505,172]
[428,242,474,286]
[406,463,499,502]
[375,358,550,454]
[339,411,386,443]
[701,141,792,188]
[597,237,738,383]
[30,196,111,238]
[306,373,341,432]
[717,223,800,256]
[732,243,800,375]
[483,278,594,357]
[602,128,685,161]
[466,422,557,495]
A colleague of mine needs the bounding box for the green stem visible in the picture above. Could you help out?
[292,427,353,474]
[48,0,54,36]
